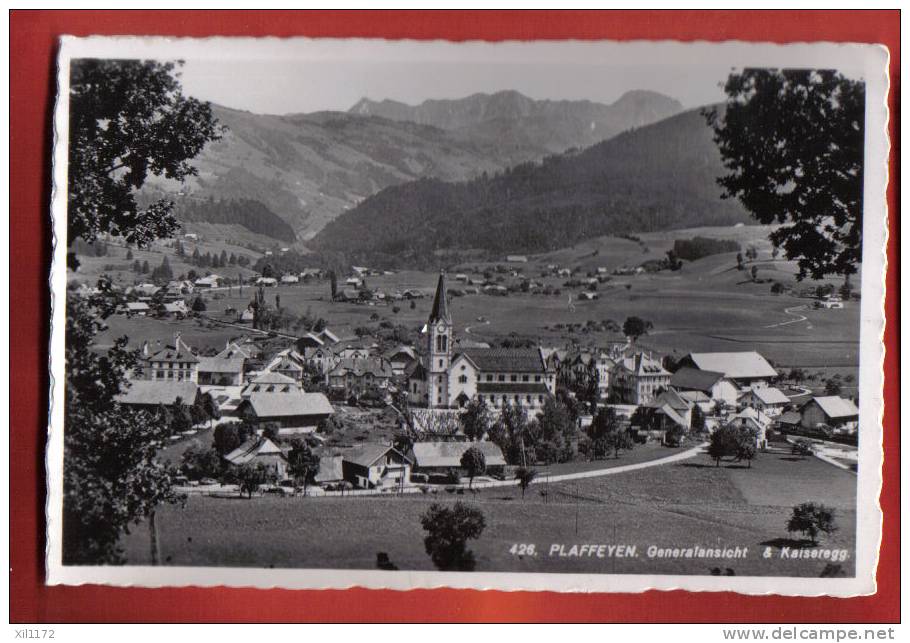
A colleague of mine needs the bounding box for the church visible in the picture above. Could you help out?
[406,273,556,415]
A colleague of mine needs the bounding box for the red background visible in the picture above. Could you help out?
[10,10,900,623]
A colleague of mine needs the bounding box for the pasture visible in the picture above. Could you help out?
[122,444,856,577]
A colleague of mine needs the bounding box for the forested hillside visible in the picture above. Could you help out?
[177,198,298,243]
[312,106,751,267]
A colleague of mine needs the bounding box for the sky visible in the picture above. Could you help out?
[165,39,869,115]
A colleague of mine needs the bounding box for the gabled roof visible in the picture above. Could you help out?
[148,336,198,363]
[126,302,149,311]
[411,441,506,468]
[224,437,286,466]
[685,351,777,380]
[197,355,246,374]
[744,387,790,405]
[615,352,669,377]
[384,345,417,361]
[242,392,334,418]
[329,357,393,378]
[116,380,199,406]
[343,444,410,468]
[777,411,802,425]
[251,371,297,385]
[459,347,546,373]
[670,367,725,393]
[427,272,452,324]
[808,396,859,419]
[653,387,692,412]
[216,341,255,360]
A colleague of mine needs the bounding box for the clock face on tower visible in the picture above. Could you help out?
[438,323,447,335]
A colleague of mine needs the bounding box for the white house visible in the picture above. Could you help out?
[341,444,412,490]
[679,351,778,390]
[739,386,790,417]
[801,396,859,434]
[670,367,740,405]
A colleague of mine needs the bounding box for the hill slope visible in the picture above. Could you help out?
[311,106,752,267]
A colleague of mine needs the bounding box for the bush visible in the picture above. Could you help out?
[787,502,838,544]
[420,502,486,571]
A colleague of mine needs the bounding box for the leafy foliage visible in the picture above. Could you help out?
[67,59,222,247]
[459,397,491,441]
[514,467,537,499]
[178,197,297,243]
[460,446,486,488]
[287,438,321,494]
[673,236,741,262]
[420,502,486,571]
[787,502,838,544]
[622,316,653,342]
[63,296,183,564]
[706,69,864,280]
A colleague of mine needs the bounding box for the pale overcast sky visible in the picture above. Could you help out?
[76,37,868,115]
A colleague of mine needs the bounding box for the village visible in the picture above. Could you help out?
[85,241,861,505]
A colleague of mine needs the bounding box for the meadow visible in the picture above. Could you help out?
[122,444,856,577]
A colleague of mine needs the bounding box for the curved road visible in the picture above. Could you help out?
[764,305,809,329]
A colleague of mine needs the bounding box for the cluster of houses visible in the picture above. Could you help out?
[115,269,859,493]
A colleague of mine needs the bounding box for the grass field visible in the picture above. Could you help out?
[121,444,856,577]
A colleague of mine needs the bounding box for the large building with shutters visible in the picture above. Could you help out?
[406,273,556,415]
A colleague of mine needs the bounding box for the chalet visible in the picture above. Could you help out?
[650,388,694,429]
[739,387,790,417]
[216,340,256,361]
[256,277,278,287]
[726,407,771,448]
[454,273,469,282]
[776,411,802,432]
[143,334,199,383]
[328,357,394,400]
[678,351,777,390]
[124,302,150,317]
[341,444,411,490]
[194,274,221,289]
[280,274,299,284]
[159,300,189,319]
[345,277,363,287]
[166,280,195,295]
[223,437,288,480]
[800,396,859,434]
[128,283,159,298]
[264,349,307,382]
[197,354,246,387]
[384,345,418,377]
[402,289,425,300]
[409,441,506,476]
[670,367,739,405]
[237,391,334,434]
[116,379,203,412]
[303,345,339,377]
[610,351,671,405]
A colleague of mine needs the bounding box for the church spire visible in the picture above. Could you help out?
[428,271,451,324]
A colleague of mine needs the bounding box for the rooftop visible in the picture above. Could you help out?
[460,347,546,373]
[116,380,199,406]
[686,351,777,380]
[411,441,506,468]
[809,396,859,419]
[243,392,334,418]
[670,367,725,393]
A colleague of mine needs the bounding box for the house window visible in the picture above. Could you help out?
[439,359,444,368]
[511,375,517,382]
[514,395,520,403]
[487,374,494,382]
[526,395,532,403]
[538,395,544,404]
[458,375,468,384]
[535,375,541,382]
[498,375,505,382]
[502,395,508,403]
[438,375,444,383]
[522,375,529,382]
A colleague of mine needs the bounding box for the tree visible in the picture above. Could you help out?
[67,60,222,251]
[151,255,173,283]
[179,440,222,480]
[514,467,537,500]
[622,316,652,343]
[736,253,744,270]
[460,446,486,489]
[787,502,838,544]
[420,502,486,571]
[126,248,133,260]
[535,396,577,463]
[706,69,864,281]
[691,404,707,434]
[232,462,276,499]
[175,239,185,256]
[191,295,207,313]
[287,438,321,496]
[770,282,786,295]
[213,421,253,456]
[141,259,150,274]
[62,296,183,563]
[588,406,631,459]
[734,426,759,467]
[707,424,739,466]
[460,397,491,441]
[792,439,815,460]
[824,378,843,396]
[750,265,759,282]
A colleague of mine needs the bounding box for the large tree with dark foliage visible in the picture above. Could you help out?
[420,502,486,571]
[67,59,222,251]
[705,69,864,281]
[63,296,183,563]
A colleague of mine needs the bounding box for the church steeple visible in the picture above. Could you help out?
[427,271,453,408]
[428,271,451,324]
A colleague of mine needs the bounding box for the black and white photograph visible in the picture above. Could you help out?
[46,37,888,595]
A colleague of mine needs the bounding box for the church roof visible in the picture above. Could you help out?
[460,347,547,373]
[428,272,451,324]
